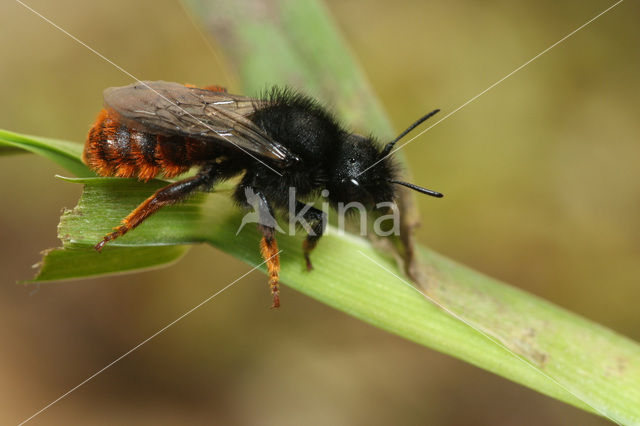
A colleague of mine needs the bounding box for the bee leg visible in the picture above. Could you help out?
[95,165,217,251]
[247,189,281,309]
[258,224,281,309]
[296,202,327,271]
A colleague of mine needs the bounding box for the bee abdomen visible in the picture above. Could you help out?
[83,109,192,181]
[154,135,191,178]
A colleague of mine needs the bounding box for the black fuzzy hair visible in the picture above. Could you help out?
[259,86,338,121]
[250,86,344,164]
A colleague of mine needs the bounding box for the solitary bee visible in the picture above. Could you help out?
[83,81,442,308]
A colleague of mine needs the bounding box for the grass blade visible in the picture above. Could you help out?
[0,128,92,177]
[33,245,189,282]
[22,163,639,424]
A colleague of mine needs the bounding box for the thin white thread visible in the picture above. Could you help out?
[18,251,282,426]
[357,250,620,425]
[357,0,624,177]
[15,0,284,177]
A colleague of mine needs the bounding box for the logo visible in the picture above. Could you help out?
[236,187,399,237]
[236,187,284,235]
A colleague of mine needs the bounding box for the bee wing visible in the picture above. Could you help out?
[103,81,296,166]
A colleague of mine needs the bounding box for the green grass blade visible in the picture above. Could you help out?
[0,128,92,177]
[26,169,639,424]
[0,129,189,278]
[0,130,190,278]
[30,175,197,282]
[33,245,189,282]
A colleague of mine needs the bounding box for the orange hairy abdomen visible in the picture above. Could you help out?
[83,109,202,181]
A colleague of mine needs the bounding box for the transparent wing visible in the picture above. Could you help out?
[103,81,296,166]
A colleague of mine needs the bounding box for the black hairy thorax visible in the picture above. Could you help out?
[242,88,344,208]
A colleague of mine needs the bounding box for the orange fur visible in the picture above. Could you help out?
[202,85,228,93]
[84,84,227,181]
[84,109,118,176]
[129,129,159,181]
[260,235,281,309]
[155,135,190,178]
[84,109,180,181]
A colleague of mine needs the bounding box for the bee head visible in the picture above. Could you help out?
[327,133,394,206]
[328,110,443,207]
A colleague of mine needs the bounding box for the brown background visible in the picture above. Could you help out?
[1,0,638,424]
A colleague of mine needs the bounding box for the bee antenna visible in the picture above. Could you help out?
[389,179,443,198]
[381,109,440,157]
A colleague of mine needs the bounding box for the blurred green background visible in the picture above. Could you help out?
[1,0,638,424]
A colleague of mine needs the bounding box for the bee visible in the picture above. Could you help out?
[83,81,443,308]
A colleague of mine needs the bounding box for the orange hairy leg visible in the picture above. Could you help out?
[248,189,281,308]
[95,166,217,251]
[258,224,281,309]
